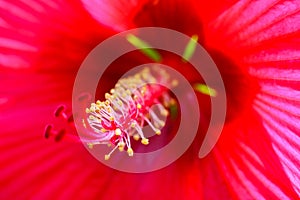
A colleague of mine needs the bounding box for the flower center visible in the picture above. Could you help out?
[45,33,255,161]
[83,67,177,160]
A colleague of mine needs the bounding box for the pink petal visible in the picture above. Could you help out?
[201,0,300,197]
[253,85,300,195]
[0,72,230,199]
[205,0,300,55]
[1,0,299,199]
[0,0,112,70]
[81,0,149,31]
[0,71,135,199]
[214,112,299,199]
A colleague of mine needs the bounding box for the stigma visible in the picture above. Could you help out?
[84,67,176,160]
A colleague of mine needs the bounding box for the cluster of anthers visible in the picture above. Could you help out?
[84,67,177,160]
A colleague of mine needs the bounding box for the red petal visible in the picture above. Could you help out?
[205,0,300,56]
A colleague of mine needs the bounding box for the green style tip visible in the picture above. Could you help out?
[182,35,198,63]
[194,83,217,97]
[126,34,162,62]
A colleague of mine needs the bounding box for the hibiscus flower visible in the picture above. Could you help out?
[1,0,299,199]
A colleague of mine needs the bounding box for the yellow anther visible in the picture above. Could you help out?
[109,116,114,121]
[115,128,122,136]
[101,128,106,133]
[104,154,110,160]
[142,72,148,79]
[141,138,149,145]
[170,98,176,105]
[82,119,87,128]
[126,90,131,95]
[149,77,156,82]
[161,109,169,117]
[89,115,95,120]
[137,103,142,109]
[171,80,178,87]
[118,141,125,151]
[163,101,169,107]
[96,100,101,105]
[105,93,111,99]
[110,89,115,94]
[156,120,165,127]
[134,73,141,78]
[90,107,96,113]
[87,143,93,149]
[141,87,147,95]
[155,130,161,135]
[118,141,125,147]
[131,123,136,128]
[127,148,134,156]
[133,134,140,141]
[118,100,123,106]
[105,100,110,105]
[85,108,90,113]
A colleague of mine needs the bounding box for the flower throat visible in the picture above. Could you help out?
[46,67,177,160]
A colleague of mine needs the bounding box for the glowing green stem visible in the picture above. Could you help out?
[126,34,162,62]
[194,83,217,97]
[182,35,198,62]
